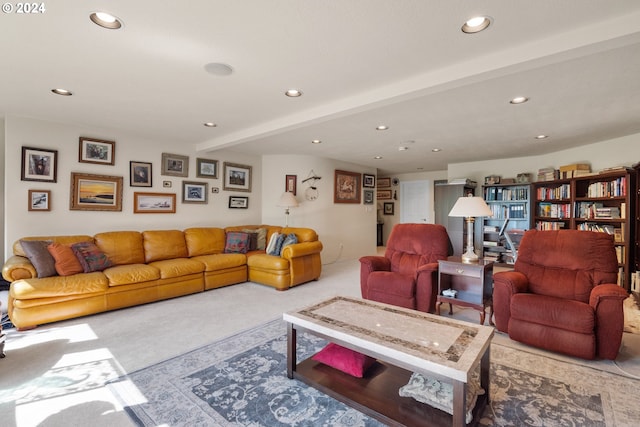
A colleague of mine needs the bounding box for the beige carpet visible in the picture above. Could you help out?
[1,259,639,426]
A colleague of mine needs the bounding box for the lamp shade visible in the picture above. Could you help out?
[277,191,299,208]
[448,195,492,217]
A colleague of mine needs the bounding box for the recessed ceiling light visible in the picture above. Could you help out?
[285,89,302,97]
[535,134,549,140]
[398,146,409,151]
[432,148,442,152]
[510,96,529,104]
[375,125,389,131]
[204,63,234,76]
[462,16,491,33]
[51,88,72,96]
[311,139,322,144]
[374,156,383,160]
[90,12,123,29]
[203,122,217,127]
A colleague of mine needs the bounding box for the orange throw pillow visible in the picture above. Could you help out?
[47,243,84,276]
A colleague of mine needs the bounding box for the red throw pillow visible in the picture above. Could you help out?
[47,243,84,276]
[312,343,376,378]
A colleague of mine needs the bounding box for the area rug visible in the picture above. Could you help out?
[108,319,640,427]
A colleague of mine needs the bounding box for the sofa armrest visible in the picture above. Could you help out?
[589,284,628,359]
[2,255,36,282]
[280,241,323,259]
[492,270,529,332]
[415,262,439,313]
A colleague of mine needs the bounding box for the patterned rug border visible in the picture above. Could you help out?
[109,318,640,427]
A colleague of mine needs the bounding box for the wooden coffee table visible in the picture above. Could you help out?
[283,296,494,427]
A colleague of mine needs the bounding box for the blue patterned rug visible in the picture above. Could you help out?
[108,319,639,426]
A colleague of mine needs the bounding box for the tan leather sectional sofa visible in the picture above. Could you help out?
[2,225,322,329]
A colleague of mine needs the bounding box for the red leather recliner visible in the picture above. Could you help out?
[359,223,451,313]
[493,229,628,360]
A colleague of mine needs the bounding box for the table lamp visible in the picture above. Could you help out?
[277,191,299,227]
[448,194,493,263]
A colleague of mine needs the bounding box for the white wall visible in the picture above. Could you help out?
[447,133,640,185]
[261,155,377,263]
[4,116,262,257]
[0,118,5,262]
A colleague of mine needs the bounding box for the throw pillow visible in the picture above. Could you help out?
[71,241,113,273]
[255,228,267,250]
[267,233,286,256]
[312,343,376,378]
[224,232,250,254]
[398,371,484,424]
[280,233,298,254]
[245,232,258,251]
[47,243,84,276]
[265,232,280,254]
[20,240,57,278]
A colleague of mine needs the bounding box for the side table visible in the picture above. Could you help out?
[436,256,494,325]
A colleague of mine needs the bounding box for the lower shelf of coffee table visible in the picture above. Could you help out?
[293,357,486,427]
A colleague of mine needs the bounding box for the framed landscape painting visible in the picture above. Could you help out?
[161,153,189,177]
[28,189,51,211]
[134,192,176,213]
[70,172,123,211]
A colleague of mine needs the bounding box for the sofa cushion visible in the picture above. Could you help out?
[143,230,188,263]
[312,343,376,378]
[147,258,204,279]
[184,227,226,257]
[47,243,84,276]
[247,254,289,270]
[103,264,161,286]
[224,232,250,254]
[192,253,246,271]
[94,231,145,265]
[511,293,595,334]
[71,242,113,273]
[10,272,109,299]
[20,240,57,278]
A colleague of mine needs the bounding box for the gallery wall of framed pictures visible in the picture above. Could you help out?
[20,136,257,215]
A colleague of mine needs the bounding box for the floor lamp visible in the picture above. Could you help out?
[278,191,299,227]
[448,194,493,263]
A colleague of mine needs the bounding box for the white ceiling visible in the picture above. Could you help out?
[2,1,640,175]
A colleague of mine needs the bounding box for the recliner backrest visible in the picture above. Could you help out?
[384,224,450,276]
[514,229,618,303]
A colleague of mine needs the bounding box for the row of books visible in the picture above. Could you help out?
[576,222,624,242]
[484,187,529,201]
[536,184,571,200]
[631,271,640,293]
[574,202,624,219]
[536,221,566,230]
[538,202,571,219]
[586,177,627,198]
[537,167,559,181]
[487,203,528,219]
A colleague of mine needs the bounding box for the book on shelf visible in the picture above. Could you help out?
[483,240,499,247]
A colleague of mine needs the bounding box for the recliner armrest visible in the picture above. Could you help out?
[589,284,628,359]
[492,270,530,332]
[359,256,391,272]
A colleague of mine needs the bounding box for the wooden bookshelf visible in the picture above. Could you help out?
[533,169,636,290]
[482,183,533,264]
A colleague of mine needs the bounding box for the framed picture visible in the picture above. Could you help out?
[377,189,392,200]
[28,189,51,211]
[286,174,297,195]
[229,196,249,209]
[363,189,374,205]
[70,172,123,211]
[363,174,376,188]
[196,158,219,179]
[130,161,152,187]
[384,202,395,215]
[79,137,115,165]
[133,192,176,213]
[377,177,391,188]
[21,146,58,182]
[223,162,252,192]
[182,180,208,203]
[334,169,361,204]
[161,153,189,177]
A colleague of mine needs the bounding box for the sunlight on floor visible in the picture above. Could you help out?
[1,324,139,427]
